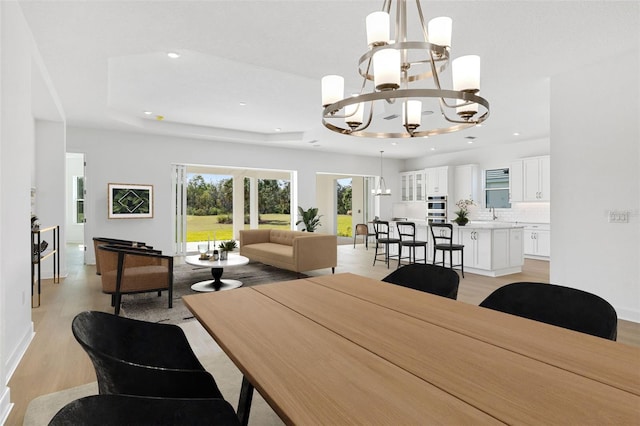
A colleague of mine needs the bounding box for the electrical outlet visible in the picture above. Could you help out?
[608,211,629,223]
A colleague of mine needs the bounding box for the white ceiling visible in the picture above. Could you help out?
[19,1,639,159]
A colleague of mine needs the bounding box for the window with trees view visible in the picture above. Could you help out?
[186,173,291,242]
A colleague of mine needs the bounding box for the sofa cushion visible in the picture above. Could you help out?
[269,229,308,246]
[241,243,295,267]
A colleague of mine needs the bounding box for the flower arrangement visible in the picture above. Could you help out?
[454,199,476,225]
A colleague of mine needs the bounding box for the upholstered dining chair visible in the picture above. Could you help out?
[396,221,428,268]
[72,311,226,398]
[430,223,464,278]
[353,223,375,249]
[479,282,618,340]
[49,395,241,426]
[372,220,400,268]
[97,244,173,315]
[382,263,460,300]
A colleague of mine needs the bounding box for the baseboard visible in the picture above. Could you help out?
[617,307,640,323]
[0,386,13,425]
[5,321,35,382]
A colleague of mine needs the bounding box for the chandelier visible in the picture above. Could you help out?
[373,151,391,196]
[321,0,489,138]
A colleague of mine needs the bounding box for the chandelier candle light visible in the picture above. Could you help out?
[321,0,489,138]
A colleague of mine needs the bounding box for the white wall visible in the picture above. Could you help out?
[66,127,402,264]
[550,49,640,322]
[0,3,65,420]
[35,120,66,278]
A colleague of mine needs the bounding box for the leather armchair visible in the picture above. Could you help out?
[97,244,173,315]
[93,237,151,275]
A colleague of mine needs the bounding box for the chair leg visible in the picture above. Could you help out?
[460,248,464,278]
[114,293,122,315]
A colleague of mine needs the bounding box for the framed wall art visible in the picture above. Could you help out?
[108,183,153,219]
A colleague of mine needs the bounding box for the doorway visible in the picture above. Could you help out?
[65,152,86,265]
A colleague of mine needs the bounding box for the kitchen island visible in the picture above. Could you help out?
[387,220,524,277]
[456,222,524,277]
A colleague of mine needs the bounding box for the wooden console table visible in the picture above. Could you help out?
[31,225,60,307]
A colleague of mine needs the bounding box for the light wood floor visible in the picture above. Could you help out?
[6,243,639,425]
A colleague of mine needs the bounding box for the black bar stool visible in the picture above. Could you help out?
[396,221,427,268]
[430,223,464,278]
[372,221,400,269]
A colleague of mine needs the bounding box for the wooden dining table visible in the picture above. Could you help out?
[183,272,640,425]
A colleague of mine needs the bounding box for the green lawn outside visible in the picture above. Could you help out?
[187,214,353,241]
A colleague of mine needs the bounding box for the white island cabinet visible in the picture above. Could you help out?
[458,224,524,277]
[385,221,524,277]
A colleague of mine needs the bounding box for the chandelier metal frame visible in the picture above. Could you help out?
[321,0,490,138]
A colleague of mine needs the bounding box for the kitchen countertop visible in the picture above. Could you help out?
[387,219,525,230]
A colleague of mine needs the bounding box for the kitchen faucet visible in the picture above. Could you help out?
[491,207,498,221]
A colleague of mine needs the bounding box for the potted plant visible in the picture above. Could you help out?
[296,206,322,232]
[218,240,237,260]
[453,199,475,226]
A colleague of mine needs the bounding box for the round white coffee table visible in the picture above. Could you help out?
[185,253,250,292]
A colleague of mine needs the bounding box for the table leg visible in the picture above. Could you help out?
[211,267,224,290]
[237,375,254,426]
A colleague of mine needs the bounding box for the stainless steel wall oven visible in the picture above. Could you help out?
[427,195,448,223]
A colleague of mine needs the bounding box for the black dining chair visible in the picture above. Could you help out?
[382,263,460,300]
[430,223,464,278]
[372,220,400,269]
[49,395,241,426]
[72,311,225,398]
[396,221,428,268]
[479,282,618,340]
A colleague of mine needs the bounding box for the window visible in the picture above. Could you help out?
[73,176,85,224]
[485,168,511,208]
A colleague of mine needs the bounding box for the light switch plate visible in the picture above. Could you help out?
[608,211,629,223]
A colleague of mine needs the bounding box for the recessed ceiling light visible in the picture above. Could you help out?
[167,52,181,59]
[513,132,520,136]
[430,147,436,151]
[143,111,153,115]
[239,102,247,106]
[274,128,281,132]
[467,140,473,144]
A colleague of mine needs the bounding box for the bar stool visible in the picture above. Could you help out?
[396,221,427,268]
[372,221,400,269]
[430,223,464,278]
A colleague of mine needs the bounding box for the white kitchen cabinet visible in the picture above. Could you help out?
[524,226,550,258]
[414,171,425,201]
[460,228,492,270]
[457,225,524,277]
[426,166,449,195]
[509,160,523,202]
[454,164,479,203]
[523,156,550,201]
[400,172,415,201]
[400,170,425,202]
